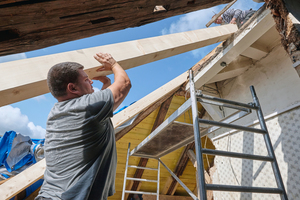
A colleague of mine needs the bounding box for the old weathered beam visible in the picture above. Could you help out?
[187,149,213,200]
[266,0,300,76]
[0,0,232,56]
[0,25,237,108]
[127,95,173,200]
[162,142,195,195]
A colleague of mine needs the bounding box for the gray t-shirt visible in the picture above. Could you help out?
[36,89,116,200]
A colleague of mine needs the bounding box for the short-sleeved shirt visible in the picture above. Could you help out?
[221,8,254,25]
[36,89,116,200]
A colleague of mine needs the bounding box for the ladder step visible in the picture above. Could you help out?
[124,190,158,195]
[198,119,267,134]
[197,97,250,112]
[128,165,158,171]
[202,149,274,161]
[206,184,283,194]
[196,92,258,110]
[126,177,158,183]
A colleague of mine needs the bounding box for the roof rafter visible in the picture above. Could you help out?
[0,24,237,108]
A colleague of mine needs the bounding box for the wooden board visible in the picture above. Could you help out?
[131,121,194,159]
[0,159,45,200]
[0,24,237,107]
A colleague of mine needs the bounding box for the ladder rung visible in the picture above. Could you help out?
[206,184,283,194]
[196,93,258,110]
[124,190,158,195]
[198,119,267,134]
[202,148,274,161]
[128,165,158,171]
[126,177,157,183]
[197,97,250,112]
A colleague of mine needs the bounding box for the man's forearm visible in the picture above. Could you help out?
[110,63,131,110]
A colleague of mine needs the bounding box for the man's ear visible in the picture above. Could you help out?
[67,83,79,95]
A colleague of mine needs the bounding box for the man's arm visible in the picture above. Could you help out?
[231,9,242,24]
[93,52,131,111]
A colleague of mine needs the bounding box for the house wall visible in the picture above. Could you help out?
[208,41,300,199]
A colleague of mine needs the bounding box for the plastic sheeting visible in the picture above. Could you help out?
[0,131,44,179]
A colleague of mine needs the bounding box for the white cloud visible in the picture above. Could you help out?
[0,105,45,139]
[161,7,218,35]
[32,95,47,102]
[0,53,27,63]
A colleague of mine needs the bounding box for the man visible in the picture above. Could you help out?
[35,52,131,200]
[214,8,256,28]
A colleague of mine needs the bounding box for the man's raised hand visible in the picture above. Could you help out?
[94,52,117,71]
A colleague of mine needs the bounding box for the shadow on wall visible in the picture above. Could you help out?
[240,107,300,199]
[278,107,300,199]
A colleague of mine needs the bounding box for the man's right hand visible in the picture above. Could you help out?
[94,52,117,71]
[93,52,131,111]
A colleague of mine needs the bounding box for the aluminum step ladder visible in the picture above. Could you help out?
[189,70,288,200]
[121,143,160,200]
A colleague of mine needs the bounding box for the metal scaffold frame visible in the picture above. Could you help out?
[122,69,288,200]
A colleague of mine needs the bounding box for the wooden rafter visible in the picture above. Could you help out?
[115,89,177,141]
[0,24,237,108]
[127,95,173,200]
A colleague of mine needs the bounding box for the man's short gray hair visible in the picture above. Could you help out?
[47,62,84,98]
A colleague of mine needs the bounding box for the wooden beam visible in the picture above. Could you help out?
[206,56,253,83]
[113,71,188,128]
[0,0,233,56]
[163,142,195,195]
[115,89,177,141]
[287,13,300,76]
[0,24,237,107]
[187,150,213,200]
[143,194,193,200]
[127,95,173,200]
[0,159,46,200]
[241,46,268,60]
[186,6,275,90]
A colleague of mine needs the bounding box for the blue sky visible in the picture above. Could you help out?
[0,0,263,139]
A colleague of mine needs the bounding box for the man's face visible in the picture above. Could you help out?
[215,16,223,24]
[75,69,94,96]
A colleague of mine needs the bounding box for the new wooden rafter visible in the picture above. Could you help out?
[0,24,237,109]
